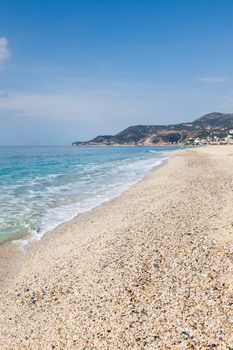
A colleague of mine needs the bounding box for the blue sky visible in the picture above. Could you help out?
[0,0,233,145]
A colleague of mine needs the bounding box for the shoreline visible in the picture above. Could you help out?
[0,148,171,248]
[0,152,169,290]
[0,146,233,349]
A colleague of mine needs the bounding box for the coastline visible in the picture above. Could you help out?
[0,151,169,290]
[0,146,233,349]
[0,145,170,248]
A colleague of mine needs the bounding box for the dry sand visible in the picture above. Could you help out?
[0,146,232,349]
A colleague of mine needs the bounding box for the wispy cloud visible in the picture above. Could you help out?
[0,84,230,145]
[0,89,158,122]
[0,37,10,67]
[0,84,228,125]
[195,76,229,83]
[0,91,9,98]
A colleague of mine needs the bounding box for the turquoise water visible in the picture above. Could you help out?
[0,146,179,244]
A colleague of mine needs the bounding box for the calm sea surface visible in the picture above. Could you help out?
[0,146,180,244]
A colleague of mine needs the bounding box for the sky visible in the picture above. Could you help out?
[1,0,233,145]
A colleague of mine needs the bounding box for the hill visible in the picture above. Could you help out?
[72,112,233,146]
[193,112,233,128]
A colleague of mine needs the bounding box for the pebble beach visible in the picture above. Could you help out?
[0,146,232,349]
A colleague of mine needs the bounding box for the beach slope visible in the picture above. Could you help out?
[0,146,232,349]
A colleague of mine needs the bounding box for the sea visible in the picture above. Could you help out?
[0,145,180,245]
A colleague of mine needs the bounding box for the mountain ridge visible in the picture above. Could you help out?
[72,112,233,146]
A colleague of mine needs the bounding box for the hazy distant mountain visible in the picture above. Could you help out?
[193,112,233,128]
[72,112,233,146]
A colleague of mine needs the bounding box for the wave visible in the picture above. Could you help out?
[14,157,166,247]
[0,146,174,247]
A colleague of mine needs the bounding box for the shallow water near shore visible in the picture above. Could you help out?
[0,145,179,244]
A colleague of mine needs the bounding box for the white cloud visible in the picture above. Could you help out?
[0,37,10,67]
[195,76,229,83]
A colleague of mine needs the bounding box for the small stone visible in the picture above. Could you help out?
[181,330,190,337]
[154,263,160,268]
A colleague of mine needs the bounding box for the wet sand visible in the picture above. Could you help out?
[0,146,232,349]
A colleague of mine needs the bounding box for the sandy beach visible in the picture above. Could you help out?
[0,146,232,349]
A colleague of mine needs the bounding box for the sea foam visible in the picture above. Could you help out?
[0,146,179,245]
